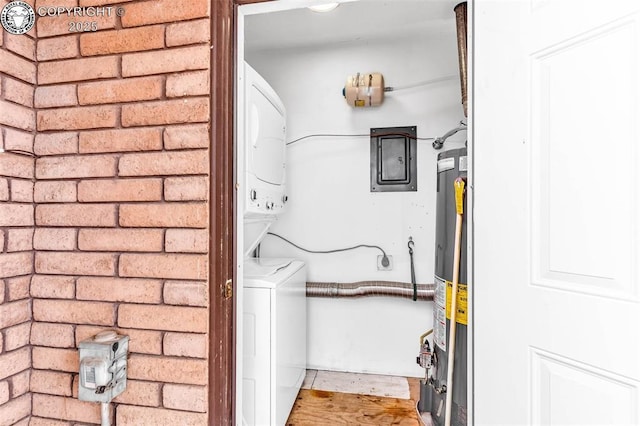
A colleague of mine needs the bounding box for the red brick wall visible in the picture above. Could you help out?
[0,0,36,422]
[29,0,212,423]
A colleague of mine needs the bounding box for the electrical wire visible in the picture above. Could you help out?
[384,74,457,92]
[286,133,435,146]
[267,232,389,263]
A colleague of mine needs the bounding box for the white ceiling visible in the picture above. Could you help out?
[244,0,461,53]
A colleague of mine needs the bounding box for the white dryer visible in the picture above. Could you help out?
[241,63,306,426]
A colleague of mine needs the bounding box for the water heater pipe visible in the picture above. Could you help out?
[306,281,434,300]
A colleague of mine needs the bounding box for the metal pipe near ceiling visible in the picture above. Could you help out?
[307,281,435,301]
[454,2,468,117]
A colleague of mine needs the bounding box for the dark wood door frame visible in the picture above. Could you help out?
[209,0,235,424]
[209,1,272,424]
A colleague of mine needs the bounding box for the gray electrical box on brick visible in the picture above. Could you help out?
[78,331,129,403]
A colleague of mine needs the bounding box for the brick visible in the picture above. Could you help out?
[0,279,4,303]
[37,155,116,179]
[118,304,207,333]
[4,33,36,60]
[164,281,208,307]
[37,34,79,61]
[35,251,116,276]
[113,380,161,407]
[36,0,77,7]
[126,354,207,385]
[122,0,209,27]
[0,49,36,84]
[79,127,163,153]
[10,179,33,202]
[75,326,162,355]
[6,275,31,301]
[36,204,116,227]
[0,253,33,278]
[31,322,75,348]
[30,370,72,396]
[119,150,208,176]
[0,178,8,200]
[0,204,34,226]
[4,35,33,67]
[163,333,206,359]
[38,56,119,84]
[0,394,31,426]
[34,132,78,156]
[163,384,206,412]
[6,228,33,252]
[77,277,162,303]
[78,76,163,105]
[120,203,207,228]
[32,347,78,373]
[79,0,133,5]
[0,347,30,381]
[0,300,31,329]
[78,178,162,202]
[0,229,4,250]
[122,45,209,77]
[4,322,31,351]
[33,299,115,326]
[11,417,29,426]
[0,154,34,179]
[37,13,116,38]
[119,253,201,279]
[34,181,77,203]
[28,418,70,426]
[3,77,34,108]
[10,369,30,398]
[78,228,162,252]
[166,70,209,98]
[122,97,209,127]
[34,84,78,108]
[4,128,34,153]
[30,275,75,299]
[32,394,101,424]
[38,105,118,131]
[163,124,209,150]
[166,18,210,47]
[117,405,206,426]
[34,228,76,250]
[165,229,208,253]
[0,99,36,131]
[80,25,164,56]
[0,381,7,405]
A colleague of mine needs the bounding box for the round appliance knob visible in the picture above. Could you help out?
[250,189,257,201]
[282,195,288,204]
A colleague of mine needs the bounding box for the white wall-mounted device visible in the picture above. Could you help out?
[78,330,129,403]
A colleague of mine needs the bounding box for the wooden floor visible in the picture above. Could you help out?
[286,378,423,426]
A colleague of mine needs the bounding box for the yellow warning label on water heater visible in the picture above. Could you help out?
[445,281,468,325]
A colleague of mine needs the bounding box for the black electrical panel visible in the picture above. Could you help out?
[370,126,417,192]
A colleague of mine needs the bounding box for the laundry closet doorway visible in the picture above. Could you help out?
[234,0,468,424]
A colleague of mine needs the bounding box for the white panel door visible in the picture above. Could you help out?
[474,1,640,424]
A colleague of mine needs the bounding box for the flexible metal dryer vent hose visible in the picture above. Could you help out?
[306,281,434,301]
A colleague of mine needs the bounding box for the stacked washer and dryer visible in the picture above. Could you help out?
[241,63,307,426]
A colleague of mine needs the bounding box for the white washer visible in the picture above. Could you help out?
[241,63,306,426]
[243,258,306,426]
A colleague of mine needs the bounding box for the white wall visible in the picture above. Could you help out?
[248,30,465,377]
